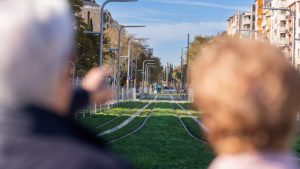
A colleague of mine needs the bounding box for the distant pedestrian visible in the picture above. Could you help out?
[0,0,131,168]
[190,38,300,169]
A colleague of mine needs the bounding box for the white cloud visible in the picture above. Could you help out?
[124,21,227,65]
[129,21,227,45]
[149,0,249,11]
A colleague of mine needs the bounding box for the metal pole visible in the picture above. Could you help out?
[99,1,110,66]
[180,48,183,89]
[117,26,125,103]
[186,34,190,89]
[113,51,116,88]
[99,0,138,66]
[145,64,156,88]
[127,38,149,89]
[117,25,145,102]
[127,38,134,89]
[142,60,154,92]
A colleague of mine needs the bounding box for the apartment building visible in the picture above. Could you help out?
[269,0,289,59]
[241,12,252,38]
[81,0,119,32]
[287,0,300,69]
[81,0,101,32]
[227,12,241,36]
[262,0,272,41]
[255,0,264,33]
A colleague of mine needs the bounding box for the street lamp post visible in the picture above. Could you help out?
[116,25,146,102]
[107,48,118,88]
[127,37,149,89]
[142,60,155,92]
[263,7,296,67]
[144,63,156,92]
[133,45,150,89]
[146,65,156,84]
[99,0,138,67]
[145,65,157,94]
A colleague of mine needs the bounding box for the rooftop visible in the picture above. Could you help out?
[83,0,99,7]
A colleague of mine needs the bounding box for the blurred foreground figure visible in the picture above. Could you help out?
[0,0,131,169]
[190,38,300,169]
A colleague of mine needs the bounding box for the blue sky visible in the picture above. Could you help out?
[97,0,253,66]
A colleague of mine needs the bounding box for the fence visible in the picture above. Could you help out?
[72,78,139,119]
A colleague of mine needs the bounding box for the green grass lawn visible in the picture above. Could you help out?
[108,102,214,169]
[77,102,146,130]
[294,136,300,157]
[77,99,300,168]
[102,103,156,142]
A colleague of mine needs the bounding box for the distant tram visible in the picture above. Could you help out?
[152,83,162,94]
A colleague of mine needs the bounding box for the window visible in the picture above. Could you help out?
[280,33,286,38]
[280,20,286,27]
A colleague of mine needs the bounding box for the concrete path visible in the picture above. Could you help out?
[96,96,157,137]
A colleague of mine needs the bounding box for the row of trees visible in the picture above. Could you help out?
[69,0,163,87]
[164,35,214,89]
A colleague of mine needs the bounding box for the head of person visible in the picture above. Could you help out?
[0,0,74,114]
[190,38,300,155]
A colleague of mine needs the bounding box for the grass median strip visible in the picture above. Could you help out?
[102,103,156,142]
[294,136,300,157]
[108,102,214,169]
[94,103,149,134]
[77,102,147,130]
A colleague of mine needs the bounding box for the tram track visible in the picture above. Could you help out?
[105,98,158,144]
[170,95,208,144]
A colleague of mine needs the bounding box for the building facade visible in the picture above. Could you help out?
[227,12,241,36]
[81,0,119,32]
[81,0,101,32]
[255,0,264,33]
[269,0,289,60]
[287,0,300,69]
[226,0,300,69]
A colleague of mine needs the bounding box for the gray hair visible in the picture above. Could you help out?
[0,0,74,108]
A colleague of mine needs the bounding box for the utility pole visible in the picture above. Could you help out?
[186,34,190,89]
[180,48,183,90]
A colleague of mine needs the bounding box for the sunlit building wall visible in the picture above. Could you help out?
[227,12,241,36]
[262,0,272,41]
[81,0,120,32]
[270,0,289,60]
[241,12,252,38]
[81,0,101,32]
[288,0,300,70]
[255,0,264,34]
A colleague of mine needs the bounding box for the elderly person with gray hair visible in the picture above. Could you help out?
[0,0,131,169]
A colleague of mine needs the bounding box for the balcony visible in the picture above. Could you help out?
[277,38,287,47]
[279,26,287,33]
[243,19,251,25]
[278,1,287,8]
[278,14,287,21]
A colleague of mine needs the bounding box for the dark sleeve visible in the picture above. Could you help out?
[68,88,90,114]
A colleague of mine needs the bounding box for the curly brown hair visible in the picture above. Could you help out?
[190,38,300,154]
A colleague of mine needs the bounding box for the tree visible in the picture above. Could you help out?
[189,35,212,61]
[69,0,164,85]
